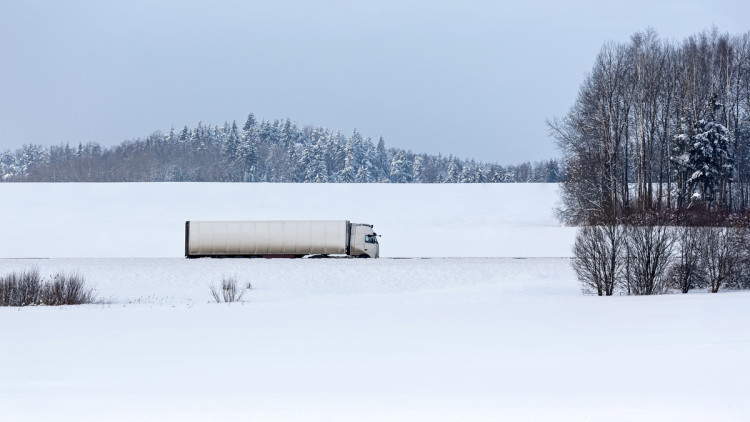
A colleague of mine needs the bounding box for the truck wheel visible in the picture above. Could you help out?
[358,254,370,258]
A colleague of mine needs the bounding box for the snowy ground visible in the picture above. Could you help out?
[0,183,575,258]
[1,184,749,421]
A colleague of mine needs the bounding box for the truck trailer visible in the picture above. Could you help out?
[185,220,379,258]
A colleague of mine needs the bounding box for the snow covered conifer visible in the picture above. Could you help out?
[0,149,18,181]
[190,122,207,151]
[685,117,733,207]
[280,118,295,149]
[300,140,328,183]
[178,126,190,144]
[459,162,475,183]
[239,122,259,180]
[165,127,177,145]
[474,165,487,183]
[375,136,389,182]
[339,130,363,183]
[243,113,257,133]
[412,155,425,183]
[445,160,460,183]
[544,160,560,183]
[222,121,241,161]
[389,151,411,183]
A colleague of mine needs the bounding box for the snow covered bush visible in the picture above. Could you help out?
[209,275,248,303]
[44,272,96,305]
[0,269,96,306]
[0,269,44,306]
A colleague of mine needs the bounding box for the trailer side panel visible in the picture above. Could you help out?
[187,220,349,257]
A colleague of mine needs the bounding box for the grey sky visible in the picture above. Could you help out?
[1,0,748,164]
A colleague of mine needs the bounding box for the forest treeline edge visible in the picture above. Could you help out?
[0,117,560,184]
[556,27,750,295]
[551,27,750,225]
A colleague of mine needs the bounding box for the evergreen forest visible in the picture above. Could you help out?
[0,116,559,184]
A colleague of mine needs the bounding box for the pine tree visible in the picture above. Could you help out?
[17,144,48,179]
[165,127,177,145]
[474,165,487,183]
[339,159,355,183]
[355,166,369,183]
[0,149,17,181]
[257,120,273,145]
[312,137,329,183]
[445,160,460,183]
[281,118,295,149]
[375,136,389,182]
[296,131,326,183]
[412,155,425,183]
[545,160,560,182]
[239,120,258,181]
[299,143,318,183]
[178,126,190,144]
[357,136,377,182]
[459,162,475,183]
[389,151,411,183]
[339,130,363,183]
[323,133,341,181]
[222,121,241,161]
[243,114,257,133]
[489,167,503,183]
[331,130,347,177]
[686,117,733,206]
[190,122,207,151]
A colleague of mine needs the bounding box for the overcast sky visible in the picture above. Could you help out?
[1,0,748,164]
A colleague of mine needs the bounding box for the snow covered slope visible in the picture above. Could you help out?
[0,183,575,258]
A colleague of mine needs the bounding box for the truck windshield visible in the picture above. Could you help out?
[365,235,378,244]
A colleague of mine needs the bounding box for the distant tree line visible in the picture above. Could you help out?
[550,28,750,225]
[0,115,561,183]
[555,28,750,295]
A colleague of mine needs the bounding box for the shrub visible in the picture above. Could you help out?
[670,225,705,293]
[698,226,744,293]
[572,223,624,296]
[623,223,675,295]
[0,270,96,307]
[0,269,44,306]
[209,275,248,303]
[44,272,96,305]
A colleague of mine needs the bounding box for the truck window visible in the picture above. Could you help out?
[365,235,377,244]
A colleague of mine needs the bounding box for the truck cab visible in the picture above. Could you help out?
[350,223,379,258]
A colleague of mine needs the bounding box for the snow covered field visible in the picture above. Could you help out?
[0,183,574,258]
[1,183,749,421]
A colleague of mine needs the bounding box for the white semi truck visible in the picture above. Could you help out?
[185,220,379,258]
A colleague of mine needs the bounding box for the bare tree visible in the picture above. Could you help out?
[698,226,744,293]
[572,223,625,296]
[623,221,675,295]
[669,225,705,293]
